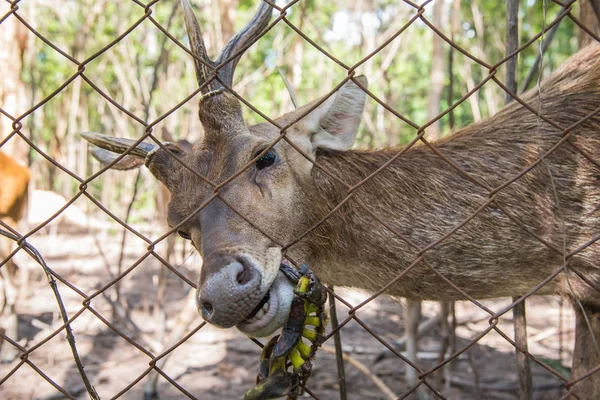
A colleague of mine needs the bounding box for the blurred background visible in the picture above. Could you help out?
[1,0,599,399]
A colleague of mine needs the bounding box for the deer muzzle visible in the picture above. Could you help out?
[196,249,295,337]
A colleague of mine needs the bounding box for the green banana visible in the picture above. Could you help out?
[243,264,328,400]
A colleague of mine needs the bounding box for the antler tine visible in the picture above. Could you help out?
[181,0,215,92]
[217,1,273,85]
[182,0,273,92]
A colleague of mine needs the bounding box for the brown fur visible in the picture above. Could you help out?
[0,150,30,362]
[293,46,600,397]
[300,46,600,303]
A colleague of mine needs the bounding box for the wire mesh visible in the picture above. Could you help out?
[1,0,600,399]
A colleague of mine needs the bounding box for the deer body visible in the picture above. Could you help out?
[303,101,599,302]
[82,1,600,396]
[274,47,600,306]
[0,151,30,227]
[0,150,30,362]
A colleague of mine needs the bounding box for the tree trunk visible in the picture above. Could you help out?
[219,0,238,41]
[426,0,446,140]
[578,0,600,47]
[0,5,28,161]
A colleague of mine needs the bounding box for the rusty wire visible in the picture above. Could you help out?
[1,0,599,399]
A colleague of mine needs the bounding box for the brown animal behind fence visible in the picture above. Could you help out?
[83,1,600,398]
[0,150,30,363]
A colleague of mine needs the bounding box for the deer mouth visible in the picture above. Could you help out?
[243,290,271,321]
[236,270,295,337]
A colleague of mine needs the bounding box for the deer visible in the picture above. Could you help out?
[0,150,30,362]
[81,0,600,397]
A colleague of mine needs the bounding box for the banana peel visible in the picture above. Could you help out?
[244,264,327,400]
[244,336,299,400]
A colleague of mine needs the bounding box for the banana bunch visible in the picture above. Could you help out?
[244,264,328,400]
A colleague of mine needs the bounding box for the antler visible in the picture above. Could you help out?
[80,132,157,158]
[181,0,273,94]
[80,131,159,168]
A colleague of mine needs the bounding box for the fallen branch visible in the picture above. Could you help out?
[321,344,397,400]
[448,377,565,392]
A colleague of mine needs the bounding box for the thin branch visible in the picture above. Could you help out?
[115,0,180,298]
[0,226,100,400]
[277,67,299,108]
[327,286,347,400]
[519,21,560,93]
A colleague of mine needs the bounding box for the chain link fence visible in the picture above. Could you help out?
[1,0,600,399]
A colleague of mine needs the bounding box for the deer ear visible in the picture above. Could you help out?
[296,76,367,154]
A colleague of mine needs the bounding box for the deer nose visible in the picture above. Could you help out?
[199,298,214,319]
[197,254,262,327]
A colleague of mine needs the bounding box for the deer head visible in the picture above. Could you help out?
[82,0,367,337]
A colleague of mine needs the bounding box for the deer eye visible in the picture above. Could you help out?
[178,230,191,240]
[255,150,276,170]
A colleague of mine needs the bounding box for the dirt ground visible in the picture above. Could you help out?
[0,225,577,400]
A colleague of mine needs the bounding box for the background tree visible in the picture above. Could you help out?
[0,1,28,161]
